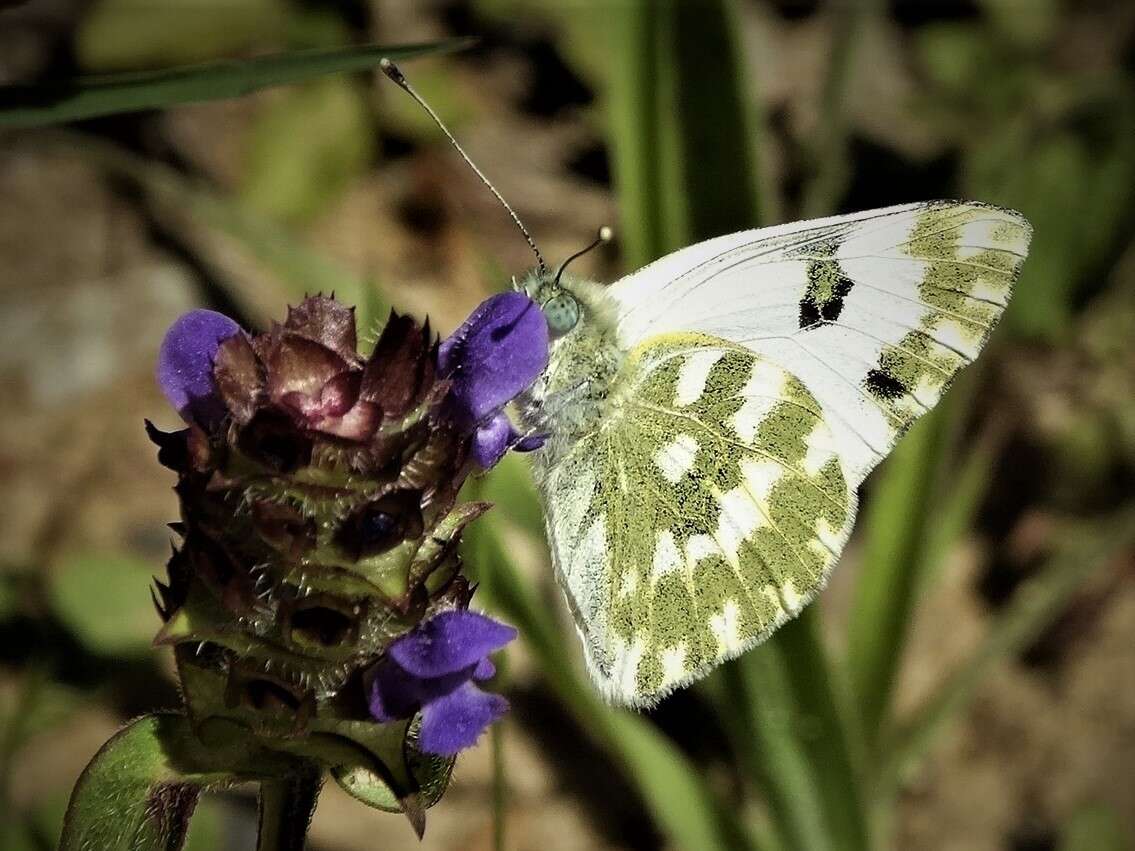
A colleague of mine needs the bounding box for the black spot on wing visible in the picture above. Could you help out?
[798,258,855,329]
[865,368,906,401]
[820,275,854,321]
[799,298,822,328]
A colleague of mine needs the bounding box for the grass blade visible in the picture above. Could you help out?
[775,608,870,851]
[491,724,507,851]
[0,40,473,128]
[605,3,672,269]
[463,512,763,851]
[800,0,884,219]
[882,507,1135,787]
[845,404,953,749]
[465,455,761,850]
[256,765,321,851]
[604,3,869,848]
[707,656,834,851]
[916,411,1008,595]
[845,365,996,755]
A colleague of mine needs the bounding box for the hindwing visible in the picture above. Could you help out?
[539,333,855,706]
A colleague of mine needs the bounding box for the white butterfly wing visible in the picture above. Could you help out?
[608,201,1031,485]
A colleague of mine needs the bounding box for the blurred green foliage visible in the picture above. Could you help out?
[240,78,375,223]
[915,10,1135,341]
[1060,802,1132,851]
[77,0,289,70]
[48,554,156,657]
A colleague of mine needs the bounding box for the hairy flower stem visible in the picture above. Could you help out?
[257,763,322,851]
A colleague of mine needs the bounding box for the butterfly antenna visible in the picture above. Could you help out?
[380,58,548,275]
[554,226,613,286]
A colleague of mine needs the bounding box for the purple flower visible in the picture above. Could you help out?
[438,292,549,468]
[368,610,517,756]
[157,309,241,431]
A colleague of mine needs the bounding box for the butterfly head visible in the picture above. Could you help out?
[522,226,613,340]
[542,291,582,338]
[522,272,583,340]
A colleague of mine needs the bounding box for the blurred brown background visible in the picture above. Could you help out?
[1,1,1133,850]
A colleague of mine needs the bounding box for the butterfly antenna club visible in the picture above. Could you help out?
[379,58,548,274]
[554,226,612,286]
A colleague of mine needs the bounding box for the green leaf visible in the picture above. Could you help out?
[917,411,1006,595]
[48,553,157,656]
[182,797,224,851]
[666,0,761,245]
[0,39,472,128]
[603,3,868,849]
[60,713,298,851]
[491,723,508,851]
[605,710,761,851]
[845,405,954,748]
[800,0,884,218]
[707,655,834,851]
[775,609,870,850]
[605,2,680,269]
[607,0,764,262]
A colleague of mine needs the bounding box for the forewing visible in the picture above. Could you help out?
[608,201,1031,485]
[539,334,854,706]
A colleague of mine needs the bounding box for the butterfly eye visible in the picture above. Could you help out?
[543,294,580,337]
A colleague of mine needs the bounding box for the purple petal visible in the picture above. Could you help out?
[368,658,421,723]
[388,610,517,678]
[368,659,479,723]
[438,292,549,427]
[472,412,515,469]
[419,681,509,756]
[473,657,495,681]
[157,310,241,430]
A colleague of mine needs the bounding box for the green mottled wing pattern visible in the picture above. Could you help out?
[540,333,853,706]
[528,201,1032,706]
[611,201,1033,485]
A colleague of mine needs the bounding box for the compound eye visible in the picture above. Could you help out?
[543,293,580,337]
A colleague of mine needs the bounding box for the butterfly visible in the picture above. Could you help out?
[514,201,1031,707]
[377,59,1032,708]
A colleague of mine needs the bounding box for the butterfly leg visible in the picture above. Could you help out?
[520,376,599,433]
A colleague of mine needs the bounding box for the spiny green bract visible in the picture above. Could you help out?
[147,296,484,830]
